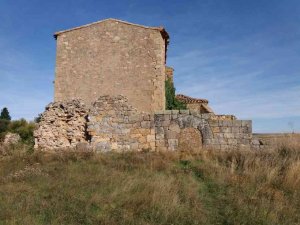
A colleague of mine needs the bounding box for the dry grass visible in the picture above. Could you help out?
[0,141,300,225]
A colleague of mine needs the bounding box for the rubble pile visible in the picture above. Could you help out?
[34,100,88,149]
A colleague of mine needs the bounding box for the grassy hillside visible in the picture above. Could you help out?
[0,143,300,225]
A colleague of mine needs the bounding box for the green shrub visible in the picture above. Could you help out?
[8,119,36,145]
[165,79,186,110]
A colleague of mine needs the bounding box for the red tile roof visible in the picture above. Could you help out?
[176,94,209,104]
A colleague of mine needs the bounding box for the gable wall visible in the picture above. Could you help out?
[54,20,166,113]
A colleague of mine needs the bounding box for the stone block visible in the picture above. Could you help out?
[210,139,221,145]
[155,140,166,147]
[163,110,172,115]
[201,113,213,119]
[190,110,199,117]
[138,128,150,135]
[214,133,224,139]
[222,120,232,127]
[211,126,220,133]
[146,135,155,142]
[168,139,178,150]
[179,109,190,114]
[149,142,156,151]
[171,114,178,119]
[128,114,143,122]
[141,121,151,128]
[138,136,147,143]
[231,127,240,133]
[223,133,235,139]
[220,127,231,133]
[232,120,242,127]
[154,110,165,115]
[163,114,171,121]
[143,114,151,121]
[156,146,168,151]
[165,130,178,139]
[161,120,171,127]
[208,120,219,127]
[169,122,181,133]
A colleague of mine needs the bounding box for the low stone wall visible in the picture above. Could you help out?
[208,119,252,150]
[154,110,251,151]
[35,95,253,151]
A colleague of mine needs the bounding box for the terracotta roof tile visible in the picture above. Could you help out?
[176,94,209,104]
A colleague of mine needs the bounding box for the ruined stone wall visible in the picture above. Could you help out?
[87,96,155,152]
[34,100,88,149]
[208,118,252,150]
[55,20,166,113]
[154,110,213,151]
[154,110,252,151]
[35,96,253,151]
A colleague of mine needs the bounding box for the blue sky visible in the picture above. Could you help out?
[0,0,299,133]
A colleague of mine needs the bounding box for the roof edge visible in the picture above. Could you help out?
[176,94,209,104]
[54,18,169,40]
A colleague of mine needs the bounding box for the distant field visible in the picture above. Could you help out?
[0,143,300,225]
[253,133,300,147]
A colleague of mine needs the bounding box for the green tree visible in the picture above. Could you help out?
[165,79,186,110]
[0,107,11,121]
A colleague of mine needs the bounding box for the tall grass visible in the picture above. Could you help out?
[0,141,299,225]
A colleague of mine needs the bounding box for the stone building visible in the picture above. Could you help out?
[54,18,169,113]
[34,18,254,151]
[176,94,214,114]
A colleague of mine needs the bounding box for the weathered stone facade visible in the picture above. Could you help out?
[34,96,253,151]
[88,96,155,152]
[54,18,168,113]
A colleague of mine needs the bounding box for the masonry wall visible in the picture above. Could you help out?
[35,96,253,152]
[55,20,166,113]
[87,96,155,152]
